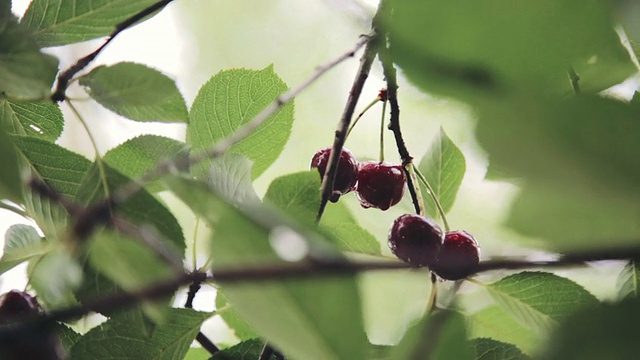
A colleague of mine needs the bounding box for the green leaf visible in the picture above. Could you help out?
[29,249,82,309]
[215,290,259,340]
[69,308,211,360]
[264,171,381,255]
[187,66,294,179]
[13,137,91,239]
[418,127,466,220]
[0,100,63,141]
[617,261,640,301]
[540,298,640,360]
[0,15,58,100]
[79,63,188,123]
[204,153,260,205]
[471,338,530,360]
[87,230,181,321]
[478,95,640,251]
[166,174,368,359]
[485,272,599,335]
[0,130,22,202]
[392,310,474,360]
[22,0,162,47]
[0,224,51,276]
[184,347,211,360]
[387,0,635,97]
[103,135,188,193]
[210,339,273,360]
[468,306,537,355]
[54,323,81,355]
[75,162,185,254]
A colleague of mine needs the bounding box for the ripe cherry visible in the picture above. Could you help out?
[311,147,359,202]
[388,214,443,267]
[356,161,406,210]
[0,290,39,318]
[432,230,480,280]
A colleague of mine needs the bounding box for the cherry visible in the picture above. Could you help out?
[432,230,480,280]
[388,214,443,267]
[356,161,406,210]
[311,147,359,202]
[0,290,39,319]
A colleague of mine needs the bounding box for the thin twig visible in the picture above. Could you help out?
[51,0,174,102]
[316,39,380,221]
[184,278,219,355]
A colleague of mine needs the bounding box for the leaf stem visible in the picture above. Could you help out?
[0,201,29,218]
[405,162,425,216]
[568,67,581,95]
[192,217,201,272]
[413,165,450,232]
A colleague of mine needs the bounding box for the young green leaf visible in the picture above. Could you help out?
[28,249,82,309]
[0,16,58,100]
[391,310,474,360]
[264,171,381,255]
[471,338,530,360]
[68,308,212,360]
[0,224,51,276]
[103,135,188,193]
[205,153,260,205]
[0,130,22,203]
[468,306,537,355]
[418,127,466,219]
[0,100,64,141]
[540,298,640,360]
[210,339,272,360]
[22,0,162,47]
[215,290,259,340]
[79,63,188,123]
[485,272,599,335]
[187,66,294,179]
[617,261,640,301]
[184,347,211,360]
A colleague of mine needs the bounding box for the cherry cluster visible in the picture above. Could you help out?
[311,147,480,281]
[311,147,405,210]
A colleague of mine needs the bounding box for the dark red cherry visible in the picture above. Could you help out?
[388,214,443,267]
[356,161,405,210]
[311,147,359,202]
[432,230,480,280]
[0,290,39,319]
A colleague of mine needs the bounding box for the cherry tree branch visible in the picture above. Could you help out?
[184,278,219,355]
[51,0,175,102]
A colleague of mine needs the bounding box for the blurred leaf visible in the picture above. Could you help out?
[29,249,82,309]
[75,162,185,253]
[478,96,640,251]
[210,339,273,360]
[540,298,640,360]
[264,171,381,255]
[418,127,466,220]
[468,306,537,355]
[22,0,162,47]
[485,272,599,335]
[184,347,211,360]
[471,338,530,360]
[392,310,473,360]
[617,261,640,300]
[103,135,188,193]
[0,100,63,141]
[69,308,211,360]
[204,153,260,205]
[215,290,259,340]
[0,130,22,203]
[387,0,634,97]
[79,63,188,123]
[87,230,180,320]
[0,15,58,100]
[165,172,367,359]
[0,224,51,276]
[187,66,294,179]
[0,1,9,32]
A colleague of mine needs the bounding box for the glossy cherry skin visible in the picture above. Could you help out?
[388,214,444,267]
[432,230,480,280]
[0,290,39,319]
[311,147,359,202]
[356,161,406,210]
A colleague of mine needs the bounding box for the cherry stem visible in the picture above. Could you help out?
[379,99,387,162]
[426,272,438,314]
[406,162,425,216]
[413,165,450,232]
[346,96,381,139]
